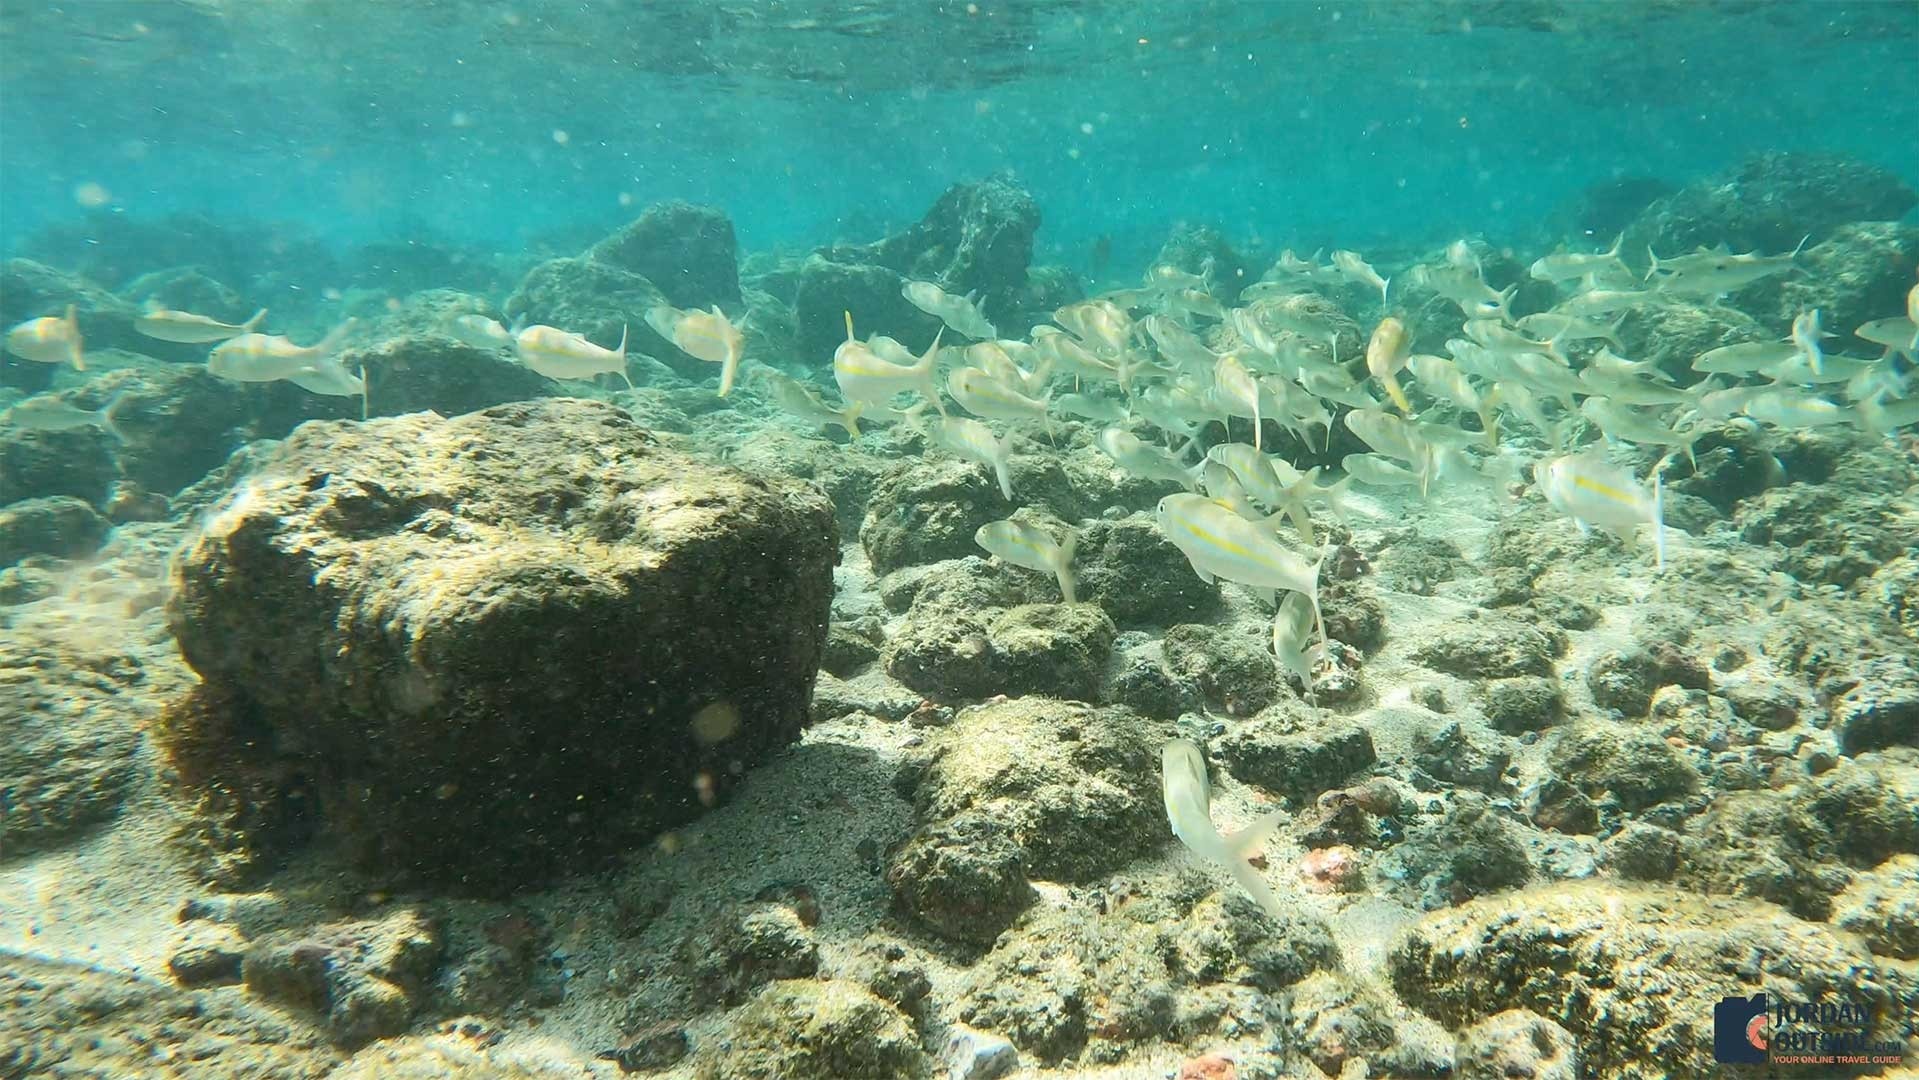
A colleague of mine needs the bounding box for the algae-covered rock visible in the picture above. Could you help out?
[1411,721,1511,793]
[328,1032,587,1079]
[164,399,836,888]
[1741,220,1919,337]
[1830,657,1919,754]
[1214,704,1376,802]
[1162,622,1281,716]
[0,637,148,858]
[587,200,741,310]
[860,458,1010,574]
[1792,755,1919,867]
[1072,513,1221,626]
[1481,676,1563,734]
[1831,853,1919,960]
[1167,891,1340,993]
[0,951,341,1079]
[1623,150,1917,258]
[955,900,1179,1066]
[1600,821,1682,881]
[242,908,443,1048]
[1454,1010,1578,1080]
[1676,789,1852,920]
[886,699,1169,943]
[695,979,927,1080]
[1390,882,1905,1080]
[883,606,999,700]
[340,333,555,418]
[987,603,1116,701]
[1285,970,1398,1078]
[500,256,667,378]
[680,899,822,1007]
[0,494,109,567]
[1611,301,1767,384]
[1548,722,1699,811]
[1397,795,1531,902]
[1411,617,1555,678]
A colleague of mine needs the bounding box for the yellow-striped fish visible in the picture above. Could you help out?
[1155,492,1323,638]
[514,322,631,387]
[1534,451,1664,568]
[5,305,84,370]
[135,304,267,344]
[209,320,358,382]
[975,517,1078,603]
[1366,316,1413,414]
[647,304,744,396]
[833,313,944,415]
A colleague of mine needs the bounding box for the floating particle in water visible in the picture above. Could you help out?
[451,111,472,128]
[689,701,741,745]
[618,191,635,207]
[73,182,111,208]
[552,129,570,145]
[693,770,718,807]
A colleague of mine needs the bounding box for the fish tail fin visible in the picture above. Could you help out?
[314,317,358,357]
[1605,232,1624,259]
[1379,277,1391,305]
[1790,233,1811,261]
[1652,469,1667,570]
[617,323,629,362]
[63,304,86,370]
[1222,809,1287,865]
[243,308,268,332]
[99,389,131,442]
[842,402,865,442]
[843,310,856,343]
[1054,528,1078,604]
[1383,372,1411,415]
[1322,475,1353,527]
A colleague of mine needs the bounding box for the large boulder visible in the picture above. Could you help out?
[791,175,1041,362]
[1623,151,1917,260]
[163,399,837,889]
[340,334,557,418]
[588,200,741,311]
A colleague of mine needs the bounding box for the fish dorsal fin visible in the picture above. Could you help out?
[843,310,855,343]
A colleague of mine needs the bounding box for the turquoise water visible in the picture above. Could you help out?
[3,4,1919,1079]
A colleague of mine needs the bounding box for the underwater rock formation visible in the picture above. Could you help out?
[163,398,837,888]
[338,334,557,418]
[886,698,1170,943]
[790,175,1041,361]
[0,633,147,856]
[1624,150,1918,257]
[588,200,742,311]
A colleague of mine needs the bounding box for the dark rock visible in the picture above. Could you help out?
[1286,971,1398,1077]
[1411,618,1555,678]
[162,399,836,888]
[1214,705,1376,802]
[821,623,882,677]
[1152,223,1256,304]
[1412,796,1531,901]
[1624,151,1917,258]
[241,908,443,1048]
[1586,648,1656,716]
[793,176,1040,361]
[0,259,161,388]
[0,495,109,567]
[588,201,741,310]
[1739,221,1919,338]
[1482,676,1563,734]
[168,945,244,987]
[1322,577,1387,651]
[0,563,58,605]
[119,267,254,323]
[860,458,1010,574]
[792,254,941,363]
[1411,722,1510,793]
[1549,722,1698,811]
[601,1024,692,1073]
[1162,622,1279,717]
[501,256,665,380]
[886,699,1168,943]
[1375,530,1463,592]
[693,979,925,1080]
[1611,301,1768,384]
[1073,513,1221,626]
[1102,653,1201,721]
[1554,174,1675,241]
[1454,1009,1579,1080]
[1524,777,1598,835]
[1831,658,1919,754]
[1601,821,1681,881]
[1793,757,1919,868]
[1390,882,1895,1080]
[883,607,998,701]
[342,334,556,418]
[681,900,821,1007]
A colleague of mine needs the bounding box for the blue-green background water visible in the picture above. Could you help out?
[4,1,1915,273]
